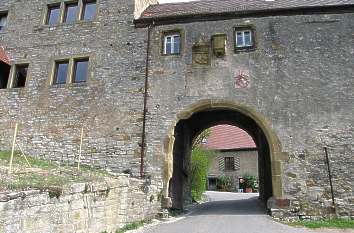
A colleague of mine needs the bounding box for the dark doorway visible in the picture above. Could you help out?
[207,177,217,191]
[170,108,273,210]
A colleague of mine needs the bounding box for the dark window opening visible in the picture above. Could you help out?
[225,157,235,171]
[0,62,11,89]
[208,178,217,191]
[13,64,28,88]
[73,58,89,83]
[53,61,69,85]
[0,13,8,32]
[46,5,61,26]
[64,2,79,23]
[82,1,97,21]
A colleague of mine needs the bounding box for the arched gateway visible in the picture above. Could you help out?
[163,100,289,210]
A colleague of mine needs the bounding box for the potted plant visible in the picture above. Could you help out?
[242,174,257,193]
[217,175,232,192]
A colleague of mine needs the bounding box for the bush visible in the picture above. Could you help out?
[242,173,257,190]
[191,147,213,201]
[217,175,233,192]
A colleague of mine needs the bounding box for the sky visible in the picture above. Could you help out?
[159,0,198,3]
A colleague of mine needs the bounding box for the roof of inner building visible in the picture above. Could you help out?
[0,47,10,65]
[203,124,256,150]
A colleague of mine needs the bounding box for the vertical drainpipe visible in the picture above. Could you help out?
[140,21,154,178]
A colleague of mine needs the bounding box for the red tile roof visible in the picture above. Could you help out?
[0,47,10,65]
[204,124,256,150]
[140,0,354,20]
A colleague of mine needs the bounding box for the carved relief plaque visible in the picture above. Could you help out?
[192,39,210,66]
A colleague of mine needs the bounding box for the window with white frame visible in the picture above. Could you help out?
[0,13,8,32]
[163,33,181,55]
[235,29,254,49]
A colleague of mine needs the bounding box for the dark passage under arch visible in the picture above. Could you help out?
[170,108,273,210]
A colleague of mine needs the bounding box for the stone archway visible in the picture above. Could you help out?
[162,99,288,210]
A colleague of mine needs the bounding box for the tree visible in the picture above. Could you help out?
[190,147,214,201]
[192,128,211,150]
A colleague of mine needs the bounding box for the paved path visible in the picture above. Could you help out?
[137,191,351,233]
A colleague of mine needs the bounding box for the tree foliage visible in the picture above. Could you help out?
[190,147,213,201]
[192,129,211,150]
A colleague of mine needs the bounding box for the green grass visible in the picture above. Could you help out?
[100,219,152,233]
[0,151,56,169]
[114,219,152,233]
[289,219,354,229]
[0,150,112,194]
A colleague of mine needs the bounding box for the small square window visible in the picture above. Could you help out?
[0,63,11,89]
[235,28,255,52]
[225,157,235,171]
[163,33,181,55]
[82,1,97,21]
[46,5,61,26]
[73,58,89,83]
[64,2,79,23]
[53,61,69,85]
[0,13,8,32]
[13,64,29,88]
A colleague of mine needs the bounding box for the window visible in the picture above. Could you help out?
[52,57,89,85]
[64,2,79,23]
[0,63,11,89]
[235,27,255,52]
[45,1,97,26]
[53,61,69,85]
[73,58,89,83]
[81,0,97,21]
[46,5,61,26]
[163,34,181,55]
[225,157,235,171]
[12,64,29,88]
[0,13,8,32]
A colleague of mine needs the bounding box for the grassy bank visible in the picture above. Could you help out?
[0,151,111,193]
[289,218,354,229]
[101,219,152,233]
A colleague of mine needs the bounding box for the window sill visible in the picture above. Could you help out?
[35,20,98,31]
[0,87,26,91]
[50,83,67,89]
[49,82,87,89]
[69,82,88,88]
[161,53,182,57]
[234,47,256,53]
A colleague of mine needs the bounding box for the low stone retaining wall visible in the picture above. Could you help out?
[0,175,161,233]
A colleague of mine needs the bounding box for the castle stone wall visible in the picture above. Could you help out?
[145,13,354,219]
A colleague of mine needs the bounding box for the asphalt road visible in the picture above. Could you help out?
[138,191,349,233]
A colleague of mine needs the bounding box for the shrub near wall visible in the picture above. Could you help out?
[191,147,214,201]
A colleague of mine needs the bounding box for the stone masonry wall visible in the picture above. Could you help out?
[0,175,161,233]
[0,0,149,177]
[0,0,353,221]
[144,12,354,219]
